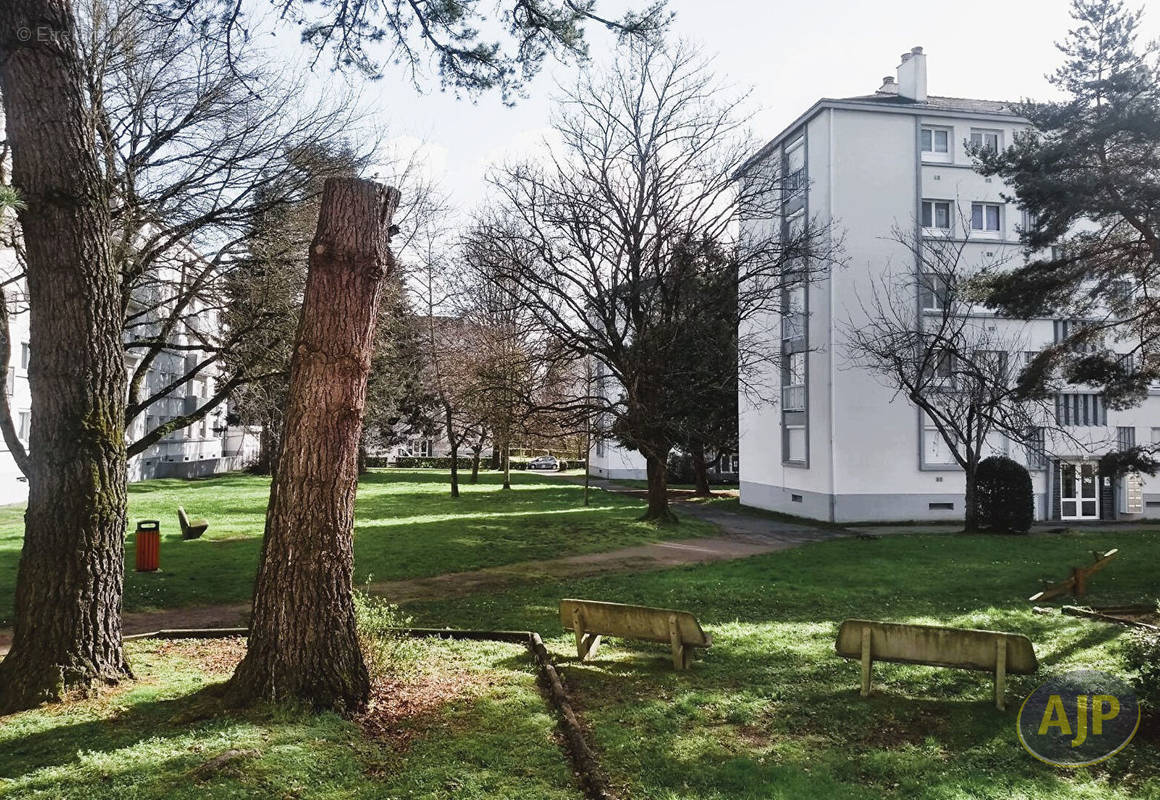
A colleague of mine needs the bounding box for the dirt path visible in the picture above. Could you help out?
[0,478,843,655]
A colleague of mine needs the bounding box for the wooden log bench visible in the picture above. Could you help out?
[559,598,712,670]
[177,506,209,540]
[835,619,1038,710]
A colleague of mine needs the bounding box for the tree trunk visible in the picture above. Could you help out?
[0,0,131,714]
[691,444,712,497]
[449,443,460,498]
[226,178,399,712]
[964,461,980,533]
[642,450,676,523]
[489,446,500,470]
[470,443,482,483]
[502,444,512,490]
[358,444,369,475]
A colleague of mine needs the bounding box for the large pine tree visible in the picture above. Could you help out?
[973,0,1160,422]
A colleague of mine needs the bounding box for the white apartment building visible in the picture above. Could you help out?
[737,47,1160,524]
[586,360,648,480]
[0,243,258,505]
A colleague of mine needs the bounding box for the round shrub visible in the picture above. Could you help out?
[974,455,1034,533]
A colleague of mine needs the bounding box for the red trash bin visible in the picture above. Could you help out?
[135,520,160,572]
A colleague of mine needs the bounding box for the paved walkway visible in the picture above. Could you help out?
[0,478,844,655]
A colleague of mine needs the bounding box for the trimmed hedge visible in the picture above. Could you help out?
[391,457,475,469]
[370,456,587,471]
[974,455,1034,533]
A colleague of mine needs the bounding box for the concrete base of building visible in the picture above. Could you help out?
[589,466,647,481]
[740,481,1055,524]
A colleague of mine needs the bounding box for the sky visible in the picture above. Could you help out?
[285,0,1160,215]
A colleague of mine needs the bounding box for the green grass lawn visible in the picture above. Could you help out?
[0,469,710,626]
[0,634,581,799]
[400,530,1160,799]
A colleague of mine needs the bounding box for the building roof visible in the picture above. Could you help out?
[737,93,1027,178]
[832,92,1020,116]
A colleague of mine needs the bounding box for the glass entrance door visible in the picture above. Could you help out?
[1061,462,1099,520]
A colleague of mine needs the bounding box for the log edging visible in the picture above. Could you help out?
[123,626,618,800]
[1061,606,1160,632]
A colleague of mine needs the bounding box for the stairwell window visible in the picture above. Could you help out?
[970,202,1002,234]
[922,200,953,232]
[1055,393,1107,426]
[17,412,29,441]
[781,352,806,411]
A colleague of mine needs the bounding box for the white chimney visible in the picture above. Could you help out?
[896,46,927,101]
[877,75,898,95]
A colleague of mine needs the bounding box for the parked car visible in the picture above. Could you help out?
[528,455,560,471]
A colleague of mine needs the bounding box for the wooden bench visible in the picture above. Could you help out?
[559,599,712,670]
[177,506,209,540]
[835,619,1038,710]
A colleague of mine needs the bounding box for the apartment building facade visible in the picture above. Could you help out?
[0,244,257,505]
[737,47,1160,523]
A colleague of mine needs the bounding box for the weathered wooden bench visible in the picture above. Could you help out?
[835,619,1038,710]
[177,506,209,540]
[559,598,712,670]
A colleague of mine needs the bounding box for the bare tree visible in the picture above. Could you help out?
[843,230,1055,531]
[478,38,833,521]
[460,218,577,490]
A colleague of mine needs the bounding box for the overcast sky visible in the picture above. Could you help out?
[293,0,1159,215]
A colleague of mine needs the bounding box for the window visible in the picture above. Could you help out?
[919,272,949,311]
[782,136,806,211]
[970,202,1002,233]
[921,200,953,231]
[594,436,605,457]
[17,411,30,441]
[929,351,954,384]
[1117,426,1136,451]
[782,352,806,410]
[1055,393,1107,426]
[1025,427,1047,470]
[970,129,1001,153]
[923,421,954,465]
[921,126,951,159]
[781,283,806,340]
[20,343,29,370]
[786,425,806,462]
[5,368,12,397]
[1153,427,1160,445]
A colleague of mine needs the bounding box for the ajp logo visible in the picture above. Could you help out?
[1018,669,1140,767]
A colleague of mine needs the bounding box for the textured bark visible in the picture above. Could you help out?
[643,451,676,523]
[690,445,712,497]
[964,462,980,533]
[0,0,130,714]
[469,443,482,483]
[226,178,399,711]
